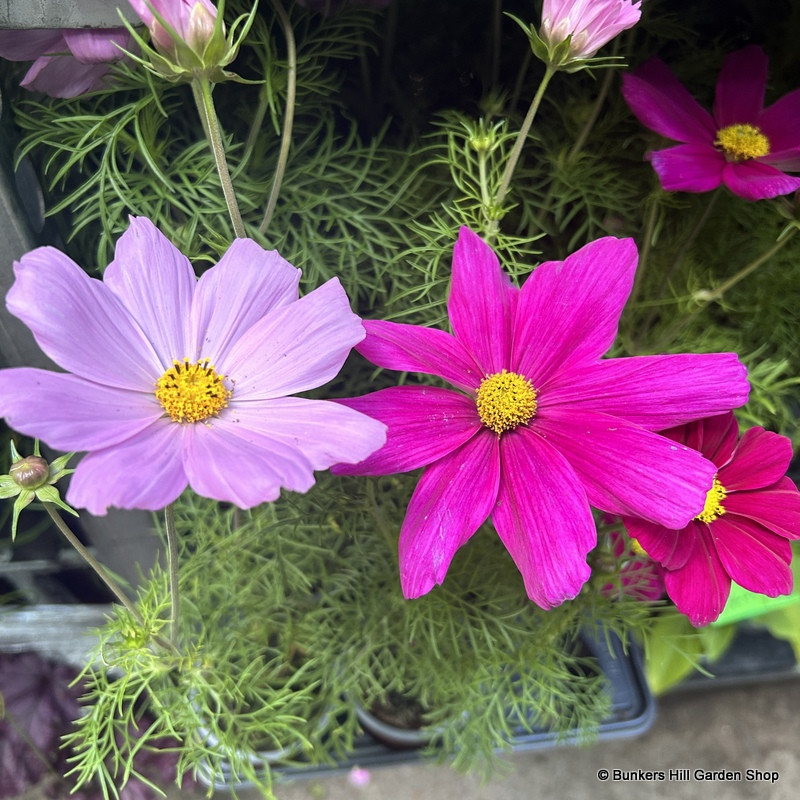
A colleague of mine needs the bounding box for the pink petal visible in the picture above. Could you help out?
[332,386,481,475]
[104,217,196,367]
[398,432,500,599]
[622,516,697,571]
[0,30,63,60]
[721,160,800,201]
[648,144,725,193]
[719,427,793,491]
[182,418,317,508]
[512,237,638,385]
[712,46,767,128]
[533,407,715,528]
[447,227,516,374]
[62,28,130,63]
[66,421,187,515]
[664,526,730,626]
[20,55,111,98]
[540,354,749,430]
[7,246,162,389]
[664,412,739,470]
[711,515,793,597]
[723,477,800,539]
[190,238,300,366]
[0,368,161,451]
[224,278,363,400]
[492,429,594,609]
[759,88,800,153]
[225,396,386,471]
[356,320,483,391]
[622,60,716,144]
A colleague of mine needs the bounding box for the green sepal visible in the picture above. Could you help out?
[35,484,80,518]
[11,490,35,541]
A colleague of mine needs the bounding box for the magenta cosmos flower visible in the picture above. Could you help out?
[539,0,641,63]
[333,228,749,608]
[0,217,385,515]
[0,27,132,98]
[623,412,800,626]
[621,46,800,201]
[128,0,217,57]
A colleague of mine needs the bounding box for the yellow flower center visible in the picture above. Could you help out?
[475,369,537,434]
[155,358,231,424]
[630,538,648,558]
[714,123,770,162]
[695,476,727,524]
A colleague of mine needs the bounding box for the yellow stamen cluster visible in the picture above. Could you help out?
[155,358,231,424]
[695,476,727,524]
[475,369,537,434]
[714,123,770,162]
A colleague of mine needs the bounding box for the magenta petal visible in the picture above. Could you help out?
[622,60,716,144]
[104,217,196,366]
[711,516,793,597]
[0,368,161,451]
[20,55,110,98]
[648,144,725,193]
[492,430,594,609]
[759,88,800,153]
[182,419,317,508]
[622,517,696,571]
[533,407,715,527]
[190,238,301,366]
[66,422,187,515]
[664,527,731,627]
[227,396,387,471]
[541,353,749,430]
[664,412,739,470]
[721,160,800,201]
[62,28,129,63]
[356,320,483,390]
[398,433,500,599]
[719,427,793,491]
[447,227,515,374]
[723,477,800,539]
[512,237,638,384]
[0,30,64,60]
[7,246,161,389]
[712,46,767,128]
[332,386,481,475]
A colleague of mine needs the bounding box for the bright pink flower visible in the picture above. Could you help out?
[0,217,385,515]
[334,228,749,608]
[0,28,132,98]
[623,412,800,626]
[540,0,641,62]
[622,46,800,201]
[128,0,217,56]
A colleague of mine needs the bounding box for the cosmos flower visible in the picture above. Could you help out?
[0,217,385,515]
[623,412,800,626]
[128,0,217,60]
[621,45,800,200]
[334,227,749,608]
[0,27,132,98]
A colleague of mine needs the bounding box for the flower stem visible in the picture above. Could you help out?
[191,77,247,238]
[164,502,180,646]
[258,0,297,236]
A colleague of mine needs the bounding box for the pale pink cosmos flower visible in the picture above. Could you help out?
[539,0,642,62]
[0,27,132,98]
[334,228,749,609]
[0,217,386,515]
[128,0,217,57]
[622,46,800,201]
[623,412,800,626]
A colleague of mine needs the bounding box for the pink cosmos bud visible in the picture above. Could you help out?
[129,0,219,60]
[10,455,50,490]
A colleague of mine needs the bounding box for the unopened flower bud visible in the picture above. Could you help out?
[10,455,50,490]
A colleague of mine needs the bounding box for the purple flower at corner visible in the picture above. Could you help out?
[621,45,800,201]
[0,28,133,98]
[623,412,800,627]
[334,227,749,609]
[0,217,385,515]
[539,0,641,63]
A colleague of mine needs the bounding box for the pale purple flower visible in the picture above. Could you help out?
[0,217,385,515]
[334,228,749,609]
[0,27,132,98]
[539,0,641,62]
[621,46,800,200]
[128,0,218,57]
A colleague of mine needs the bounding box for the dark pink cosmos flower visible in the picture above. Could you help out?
[334,228,750,609]
[0,28,132,98]
[621,46,800,201]
[623,412,800,626]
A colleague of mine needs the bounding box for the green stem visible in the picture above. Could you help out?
[164,503,180,646]
[258,0,296,236]
[191,77,247,238]
[488,64,557,237]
